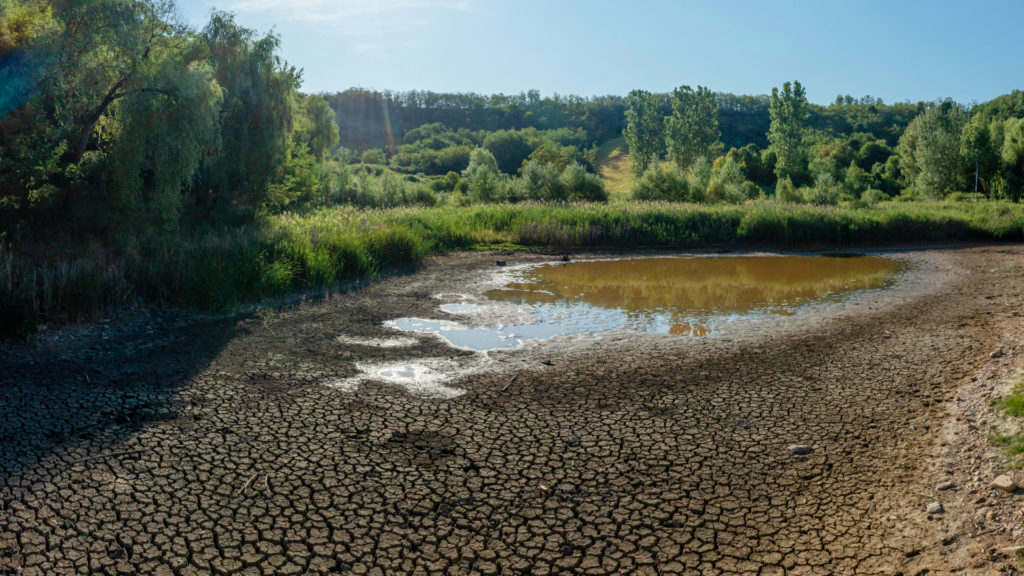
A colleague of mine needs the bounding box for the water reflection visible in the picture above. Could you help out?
[389,255,902,351]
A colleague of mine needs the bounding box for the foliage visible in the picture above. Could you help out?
[462,148,508,203]
[897,102,968,199]
[623,89,665,176]
[632,164,690,202]
[559,162,607,202]
[769,81,809,179]
[665,85,723,170]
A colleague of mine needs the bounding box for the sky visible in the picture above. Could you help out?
[176,0,1024,105]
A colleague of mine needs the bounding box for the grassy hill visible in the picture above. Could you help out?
[594,137,633,201]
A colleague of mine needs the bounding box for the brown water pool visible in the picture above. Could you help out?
[386,254,903,351]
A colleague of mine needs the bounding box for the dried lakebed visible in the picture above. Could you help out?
[2,246,1023,575]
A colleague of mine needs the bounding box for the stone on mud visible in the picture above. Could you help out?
[788,444,813,455]
[991,475,1017,493]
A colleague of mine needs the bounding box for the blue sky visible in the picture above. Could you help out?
[176,0,1024,105]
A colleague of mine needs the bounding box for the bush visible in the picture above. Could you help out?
[861,189,889,205]
[559,162,607,202]
[774,176,800,203]
[633,164,689,202]
[706,158,747,204]
[462,148,509,203]
[946,191,982,202]
[516,160,565,201]
[804,173,841,205]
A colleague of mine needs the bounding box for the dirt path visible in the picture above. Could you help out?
[1,245,1022,575]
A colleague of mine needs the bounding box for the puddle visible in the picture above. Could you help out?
[326,360,467,399]
[389,254,903,352]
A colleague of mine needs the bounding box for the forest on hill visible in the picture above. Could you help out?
[1,0,1023,338]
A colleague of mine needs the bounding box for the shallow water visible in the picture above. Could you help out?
[388,254,902,351]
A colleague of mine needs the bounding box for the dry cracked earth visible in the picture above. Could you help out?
[1,245,1023,575]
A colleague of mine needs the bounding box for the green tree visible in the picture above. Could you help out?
[896,102,968,198]
[195,11,301,215]
[623,89,664,176]
[664,85,723,169]
[768,80,808,180]
[959,114,998,197]
[0,0,225,230]
[483,130,533,174]
[462,147,506,202]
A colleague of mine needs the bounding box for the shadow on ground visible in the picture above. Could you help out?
[0,312,242,487]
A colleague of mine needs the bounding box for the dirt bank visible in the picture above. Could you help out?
[1,245,1022,575]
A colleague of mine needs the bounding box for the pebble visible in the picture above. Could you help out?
[788,445,813,455]
[991,475,1017,493]
[935,481,956,491]
[926,502,945,515]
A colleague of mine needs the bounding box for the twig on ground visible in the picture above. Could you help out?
[237,471,260,496]
[502,374,518,392]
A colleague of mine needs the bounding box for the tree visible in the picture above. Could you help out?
[194,11,301,215]
[960,113,998,197]
[664,85,722,169]
[896,102,968,198]
[0,0,225,230]
[623,89,664,176]
[462,148,506,202]
[768,81,808,180]
[483,130,532,174]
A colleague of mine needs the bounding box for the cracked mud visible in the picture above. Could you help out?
[1,246,1022,575]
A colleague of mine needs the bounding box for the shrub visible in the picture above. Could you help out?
[633,164,689,202]
[516,160,565,201]
[559,162,607,202]
[861,189,889,205]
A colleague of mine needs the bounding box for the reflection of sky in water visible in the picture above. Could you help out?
[387,255,902,352]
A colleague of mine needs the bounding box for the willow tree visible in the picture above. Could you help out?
[1,0,225,230]
[195,11,301,215]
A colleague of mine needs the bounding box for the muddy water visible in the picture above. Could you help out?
[388,254,903,351]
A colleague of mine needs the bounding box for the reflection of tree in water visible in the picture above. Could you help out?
[489,256,900,318]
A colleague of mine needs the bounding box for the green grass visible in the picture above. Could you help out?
[3,198,1024,339]
[1000,382,1024,418]
[594,137,633,201]
[994,380,1024,468]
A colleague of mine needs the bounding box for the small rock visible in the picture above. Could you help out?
[496,260,507,267]
[926,502,945,515]
[990,349,1004,358]
[788,445,813,455]
[991,475,1017,493]
[936,481,956,491]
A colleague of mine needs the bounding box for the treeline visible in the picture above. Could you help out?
[622,81,1024,204]
[322,89,627,151]
[323,88,923,153]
